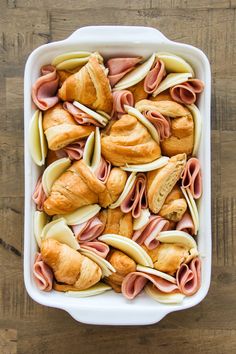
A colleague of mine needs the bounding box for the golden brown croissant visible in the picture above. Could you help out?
[104,249,136,292]
[153,243,189,275]
[98,167,127,207]
[58,57,113,114]
[135,99,194,157]
[44,159,106,215]
[147,153,186,214]
[101,114,161,166]
[43,103,94,150]
[128,79,148,103]
[41,239,102,290]
[99,208,133,238]
[159,185,187,222]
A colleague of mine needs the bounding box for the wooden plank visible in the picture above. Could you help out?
[0,329,17,354]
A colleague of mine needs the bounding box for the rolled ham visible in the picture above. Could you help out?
[170,79,204,105]
[181,157,202,199]
[33,252,53,292]
[32,65,59,111]
[121,173,147,219]
[106,57,142,87]
[144,59,166,94]
[112,90,134,117]
[72,216,105,242]
[32,175,47,211]
[121,271,178,300]
[63,102,103,127]
[132,215,169,250]
[176,212,195,235]
[176,257,201,296]
[55,140,85,161]
[143,110,171,141]
[94,157,111,184]
[81,241,110,259]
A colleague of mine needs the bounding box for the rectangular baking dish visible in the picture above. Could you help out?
[24,26,211,325]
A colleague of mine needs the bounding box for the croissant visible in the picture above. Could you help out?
[159,185,187,222]
[44,159,106,215]
[58,57,113,114]
[135,99,194,157]
[147,153,186,214]
[41,239,102,290]
[104,249,136,292]
[101,114,161,166]
[43,103,94,150]
[99,208,133,238]
[128,80,148,103]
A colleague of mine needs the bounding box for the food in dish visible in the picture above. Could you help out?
[29,50,204,303]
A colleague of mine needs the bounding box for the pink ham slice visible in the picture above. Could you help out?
[176,212,195,235]
[32,175,47,211]
[63,102,103,127]
[181,157,202,199]
[94,157,111,184]
[121,271,178,300]
[121,173,147,219]
[80,241,110,259]
[112,90,134,117]
[72,216,105,242]
[170,79,204,105]
[106,57,142,87]
[132,215,170,250]
[55,140,85,161]
[143,110,171,141]
[32,65,59,111]
[33,252,53,292]
[176,257,201,296]
[144,59,166,94]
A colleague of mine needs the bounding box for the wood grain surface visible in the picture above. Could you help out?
[0,0,236,353]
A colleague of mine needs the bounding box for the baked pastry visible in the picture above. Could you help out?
[104,249,136,292]
[99,208,133,238]
[153,243,189,275]
[101,114,161,166]
[98,167,128,207]
[58,57,113,114]
[128,80,148,103]
[43,103,94,150]
[41,239,102,290]
[44,159,106,215]
[135,99,194,156]
[159,185,187,222]
[147,153,186,214]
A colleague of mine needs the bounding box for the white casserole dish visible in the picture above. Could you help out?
[24,26,211,325]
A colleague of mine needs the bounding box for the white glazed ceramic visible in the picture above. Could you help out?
[24,26,211,325]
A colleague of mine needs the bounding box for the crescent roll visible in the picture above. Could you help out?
[135,99,194,157]
[101,114,161,166]
[43,103,94,150]
[99,208,133,238]
[58,57,113,114]
[159,185,187,222]
[147,153,186,214]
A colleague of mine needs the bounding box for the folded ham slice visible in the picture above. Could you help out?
[72,216,105,242]
[32,65,59,111]
[107,57,142,87]
[176,257,201,296]
[170,79,204,105]
[81,241,110,259]
[112,90,134,117]
[143,110,171,141]
[144,59,166,94]
[176,212,195,235]
[94,157,111,184]
[55,140,85,161]
[121,271,178,300]
[121,173,147,219]
[33,252,53,292]
[132,215,169,250]
[32,175,47,211]
[63,102,103,127]
[181,157,202,199]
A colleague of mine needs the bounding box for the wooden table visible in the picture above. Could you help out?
[1,1,236,353]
